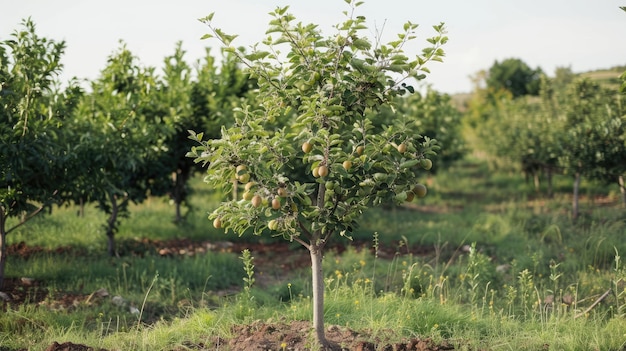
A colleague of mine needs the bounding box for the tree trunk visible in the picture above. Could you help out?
[0,210,7,289]
[171,170,185,223]
[619,175,625,207]
[308,179,330,349]
[106,193,119,257]
[175,200,182,223]
[572,172,581,221]
[77,197,85,217]
[547,168,553,198]
[524,171,529,185]
[309,243,329,348]
[533,172,540,192]
[174,172,182,222]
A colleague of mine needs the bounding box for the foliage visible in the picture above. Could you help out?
[0,18,80,287]
[190,1,447,345]
[69,42,171,256]
[468,67,626,213]
[477,83,561,182]
[559,78,626,182]
[486,58,543,98]
[147,42,198,222]
[191,48,258,141]
[192,4,446,240]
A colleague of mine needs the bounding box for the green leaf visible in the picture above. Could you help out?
[387,64,406,73]
[400,160,419,169]
[245,51,270,61]
[198,13,215,23]
[394,191,408,202]
[273,6,290,16]
[352,38,371,50]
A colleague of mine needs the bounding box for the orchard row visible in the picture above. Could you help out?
[467,72,626,218]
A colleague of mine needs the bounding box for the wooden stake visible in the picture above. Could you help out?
[574,289,612,319]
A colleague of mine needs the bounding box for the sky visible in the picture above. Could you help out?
[2,0,625,94]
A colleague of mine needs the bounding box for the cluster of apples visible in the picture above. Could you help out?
[301,140,431,202]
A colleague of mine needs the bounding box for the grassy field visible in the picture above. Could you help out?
[2,156,626,350]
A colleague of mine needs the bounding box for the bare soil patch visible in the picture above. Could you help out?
[208,320,454,351]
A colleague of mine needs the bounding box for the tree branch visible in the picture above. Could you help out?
[296,221,312,251]
[292,234,310,251]
[6,190,59,235]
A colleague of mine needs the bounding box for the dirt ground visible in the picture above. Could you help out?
[39,322,454,351]
[3,239,457,351]
[40,325,454,351]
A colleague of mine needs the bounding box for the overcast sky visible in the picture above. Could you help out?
[2,0,625,94]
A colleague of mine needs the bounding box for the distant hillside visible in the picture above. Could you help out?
[579,66,625,90]
[449,65,625,111]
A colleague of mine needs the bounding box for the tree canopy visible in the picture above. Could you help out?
[486,58,543,98]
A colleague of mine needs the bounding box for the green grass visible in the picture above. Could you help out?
[2,156,626,350]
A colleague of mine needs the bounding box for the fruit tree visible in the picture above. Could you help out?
[0,19,80,288]
[70,42,168,256]
[189,2,446,347]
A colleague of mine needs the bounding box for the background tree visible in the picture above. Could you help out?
[486,58,543,98]
[465,86,515,169]
[191,48,257,141]
[552,66,576,93]
[529,77,567,195]
[557,78,624,219]
[150,42,197,222]
[481,77,565,194]
[0,19,78,287]
[70,42,170,256]
[190,2,447,347]
[146,44,257,222]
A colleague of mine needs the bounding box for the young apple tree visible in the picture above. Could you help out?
[70,43,167,256]
[189,2,446,347]
[0,19,80,288]
[559,78,626,219]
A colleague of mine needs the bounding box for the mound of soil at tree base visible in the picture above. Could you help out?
[209,320,455,351]
[38,321,454,351]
